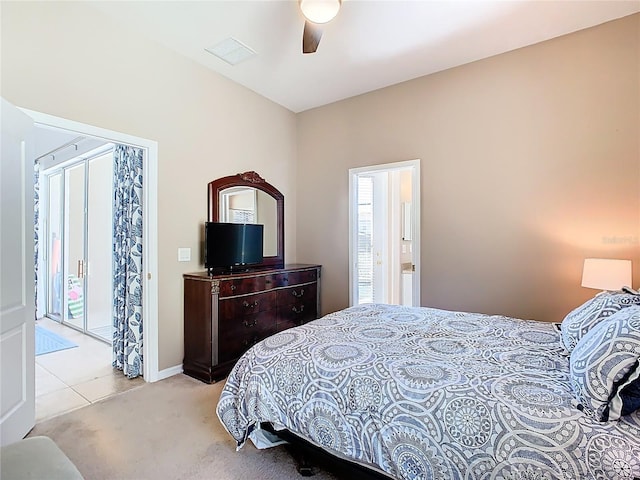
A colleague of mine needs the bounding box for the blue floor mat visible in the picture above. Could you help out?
[35,325,78,356]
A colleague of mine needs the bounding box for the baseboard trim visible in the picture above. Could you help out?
[154,364,183,382]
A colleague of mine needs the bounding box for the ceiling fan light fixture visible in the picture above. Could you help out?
[299,0,341,24]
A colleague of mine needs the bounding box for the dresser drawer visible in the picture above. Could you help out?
[276,283,317,307]
[219,276,267,298]
[277,299,317,330]
[268,269,318,288]
[286,269,318,286]
[219,310,278,363]
[219,291,276,318]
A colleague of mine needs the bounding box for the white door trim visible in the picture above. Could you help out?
[20,108,160,382]
[349,159,421,307]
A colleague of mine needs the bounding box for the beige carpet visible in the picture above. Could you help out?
[29,374,339,480]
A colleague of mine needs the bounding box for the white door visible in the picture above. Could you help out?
[371,171,390,303]
[0,98,35,445]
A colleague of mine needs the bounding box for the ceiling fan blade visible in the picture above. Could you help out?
[302,20,323,54]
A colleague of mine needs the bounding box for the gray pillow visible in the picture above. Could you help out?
[560,292,640,352]
[569,305,640,421]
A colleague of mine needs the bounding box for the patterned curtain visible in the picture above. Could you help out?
[113,144,143,378]
[34,161,40,318]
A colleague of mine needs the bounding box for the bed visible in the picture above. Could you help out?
[216,299,640,479]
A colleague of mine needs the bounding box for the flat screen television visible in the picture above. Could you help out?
[205,222,264,273]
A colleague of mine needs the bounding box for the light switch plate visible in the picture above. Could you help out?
[177,247,191,262]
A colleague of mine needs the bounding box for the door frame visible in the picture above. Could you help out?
[348,159,421,306]
[22,108,160,382]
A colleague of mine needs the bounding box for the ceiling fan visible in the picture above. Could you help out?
[299,0,342,54]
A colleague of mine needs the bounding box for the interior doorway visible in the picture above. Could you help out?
[33,127,147,422]
[23,107,159,383]
[349,160,421,306]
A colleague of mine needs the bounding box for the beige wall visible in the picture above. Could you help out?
[297,14,640,322]
[1,1,298,370]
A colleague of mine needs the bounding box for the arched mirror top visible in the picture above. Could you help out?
[208,171,284,269]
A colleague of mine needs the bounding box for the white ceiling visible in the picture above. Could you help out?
[89,1,639,113]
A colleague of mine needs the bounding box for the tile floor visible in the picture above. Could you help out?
[35,317,145,423]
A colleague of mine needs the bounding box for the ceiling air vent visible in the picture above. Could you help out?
[205,37,256,66]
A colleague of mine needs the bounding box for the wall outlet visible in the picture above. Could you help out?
[177,247,191,262]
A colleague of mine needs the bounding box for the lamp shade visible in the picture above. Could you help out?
[581,258,632,291]
[299,0,341,24]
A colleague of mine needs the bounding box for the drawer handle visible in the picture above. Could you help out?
[292,305,305,314]
[243,318,258,328]
[242,300,259,309]
[292,289,305,298]
[230,285,236,291]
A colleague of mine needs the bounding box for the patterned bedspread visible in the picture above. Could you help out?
[216,304,640,479]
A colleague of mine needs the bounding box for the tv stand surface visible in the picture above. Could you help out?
[183,264,321,383]
[207,264,279,276]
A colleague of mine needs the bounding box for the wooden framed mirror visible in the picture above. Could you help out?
[208,171,284,269]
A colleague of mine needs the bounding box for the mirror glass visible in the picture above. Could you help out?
[208,171,284,269]
[218,187,278,257]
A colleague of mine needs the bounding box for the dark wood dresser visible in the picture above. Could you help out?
[183,264,321,383]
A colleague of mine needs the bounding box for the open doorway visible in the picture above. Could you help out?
[24,107,159,383]
[24,110,159,422]
[349,160,421,306]
[33,128,139,422]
